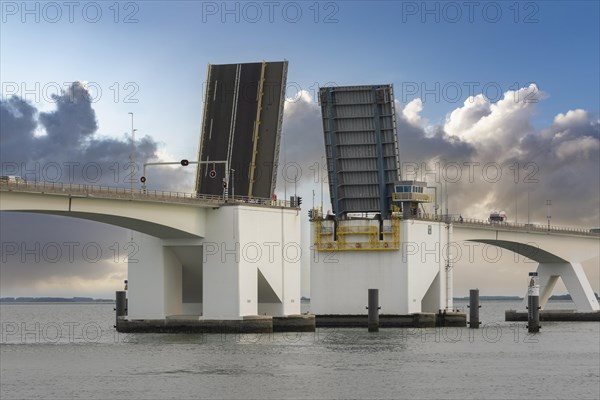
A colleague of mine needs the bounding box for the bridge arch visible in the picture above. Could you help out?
[0,191,209,239]
[452,235,599,312]
[466,239,567,263]
[8,210,203,239]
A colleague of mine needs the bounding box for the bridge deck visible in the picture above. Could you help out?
[2,181,597,237]
[0,181,292,209]
[412,215,599,237]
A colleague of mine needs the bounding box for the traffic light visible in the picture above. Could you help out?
[140,176,146,183]
[180,159,189,166]
[297,196,302,207]
[308,209,314,219]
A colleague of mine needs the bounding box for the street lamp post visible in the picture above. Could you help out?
[128,112,135,194]
[546,200,552,231]
[320,163,323,213]
[294,172,298,198]
[444,179,449,222]
[527,189,531,225]
[427,185,438,219]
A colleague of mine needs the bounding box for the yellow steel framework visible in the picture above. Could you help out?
[313,207,400,251]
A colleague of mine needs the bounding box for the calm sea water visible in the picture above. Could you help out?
[1,300,599,400]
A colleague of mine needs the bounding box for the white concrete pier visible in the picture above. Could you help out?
[128,205,302,320]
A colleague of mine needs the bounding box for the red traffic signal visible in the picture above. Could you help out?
[181,159,189,166]
[209,170,216,178]
[140,176,146,183]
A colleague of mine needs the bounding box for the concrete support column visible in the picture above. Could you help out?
[201,207,252,318]
[281,227,301,316]
[127,234,183,319]
[202,238,246,318]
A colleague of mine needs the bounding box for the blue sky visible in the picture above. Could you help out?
[2,1,599,158]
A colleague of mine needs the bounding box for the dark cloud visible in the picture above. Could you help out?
[0,82,192,297]
[1,81,196,191]
[0,96,38,163]
[37,81,97,148]
[498,113,600,227]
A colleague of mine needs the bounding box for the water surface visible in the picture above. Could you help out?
[1,300,598,399]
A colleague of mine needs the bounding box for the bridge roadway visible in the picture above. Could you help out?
[0,180,291,239]
[2,180,597,240]
[2,180,596,234]
[0,180,290,207]
[414,214,598,238]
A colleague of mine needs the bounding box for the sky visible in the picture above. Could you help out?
[1,0,599,299]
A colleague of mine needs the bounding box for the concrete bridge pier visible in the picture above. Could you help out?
[127,235,201,319]
[521,262,600,312]
[126,205,303,322]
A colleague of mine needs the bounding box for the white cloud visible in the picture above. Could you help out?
[444,84,543,159]
[285,89,313,108]
[555,136,600,161]
[400,98,427,128]
[444,94,491,139]
[553,109,589,128]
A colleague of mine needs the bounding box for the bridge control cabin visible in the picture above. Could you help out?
[392,180,432,219]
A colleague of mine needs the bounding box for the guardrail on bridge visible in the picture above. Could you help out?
[409,214,599,237]
[0,180,293,208]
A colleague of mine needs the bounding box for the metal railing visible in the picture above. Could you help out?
[412,214,599,237]
[0,180,293,208]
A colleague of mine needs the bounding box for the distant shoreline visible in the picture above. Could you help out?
[0,297,114,303]
[454,294,600,301]
[301,295,598,302]
[3,294,597,304]
[0,301,115,304]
